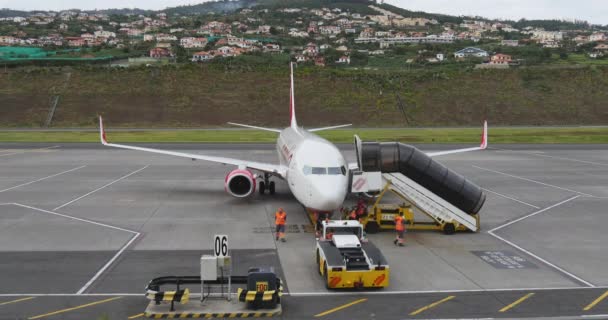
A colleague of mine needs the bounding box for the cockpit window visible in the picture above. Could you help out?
[312,167,327,175]
[303,165,347,176]
[327,167,342,175]
[303,165,312,175]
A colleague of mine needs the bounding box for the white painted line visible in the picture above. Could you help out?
[488,231,594,288]
[486,195,594,287]
[494,147,608,167]
[2,286,608,297]
[53,165,148,211]
[6,203,140,295]
[286,286,601,296]
[76,232,141,294]
[488,195,580,233]
[0,166,86,193]
[0,146,60,157]
[582,315,608,318]
[482,188,540,209]
[473,165,594,197]
[12,203,138,235]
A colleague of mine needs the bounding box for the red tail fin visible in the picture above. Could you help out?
[290,62,297,129]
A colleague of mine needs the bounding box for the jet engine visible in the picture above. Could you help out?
[225,169,256,198]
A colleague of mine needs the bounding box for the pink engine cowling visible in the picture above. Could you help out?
[224,169,256,198]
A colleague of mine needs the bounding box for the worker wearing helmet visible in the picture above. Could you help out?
[394,212,405,247]
[275,208,287,242]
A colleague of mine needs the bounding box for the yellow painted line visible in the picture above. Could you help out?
[314,298,367,317]
[27,296,122,319]
[128,313,145,319]
[584,290,608,311]
[409,295,455,316]
[499,292,535,312]
[0,297,35,306]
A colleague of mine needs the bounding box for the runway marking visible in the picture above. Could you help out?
[13,203,139,235]
[489,228,594,288]
[0,146,59,158]
[409,295,455,316]
[128,313,145,319]
[499,292,534,312]
[494,148,608,167]
[53,165,148,211]
[0,296,35,306]
[472,165,594,197]
[4,203,141,295]
[488,195,580,233]
[27,296,122,319]
[482,188,540,209]
[0,166,86,193]
[314,298,367,317]
[76,232,141,294]
[487,195,595,287]
[2,286,608,297]
[584,290,608,311]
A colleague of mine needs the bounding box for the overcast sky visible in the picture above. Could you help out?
[1,0,606,25]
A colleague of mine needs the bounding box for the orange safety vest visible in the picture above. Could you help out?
[275,211,286,225]
[395,215,405,231]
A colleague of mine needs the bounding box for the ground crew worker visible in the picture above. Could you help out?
[348,209,357,220]
[394,212,405,246]
[356,197,367,219]
[275,208,287,242]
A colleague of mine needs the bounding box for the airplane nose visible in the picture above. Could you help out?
[309,181,347,211]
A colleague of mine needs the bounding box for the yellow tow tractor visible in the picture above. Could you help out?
[315,220,389,289]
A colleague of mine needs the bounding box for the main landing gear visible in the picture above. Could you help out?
[259,173,275,195]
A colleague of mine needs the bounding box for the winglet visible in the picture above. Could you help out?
[99,116,108,145]
[480,120,488,149]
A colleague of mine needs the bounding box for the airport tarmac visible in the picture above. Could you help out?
[1,143,607,319]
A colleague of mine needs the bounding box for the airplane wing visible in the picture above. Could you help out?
[348,121,488,170]
[424,121,488,157]
[98,117,286,177]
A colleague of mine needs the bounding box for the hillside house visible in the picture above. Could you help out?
[336,55,350,64]
[454,47,488,59]
[594,44,608,51]
[192,51,213,62]
[589,32,607,42]
[149,47,171,58]
[501,40,519,47]
[490,54,512,64]
[263,43,281,53]
[303,42,318,56]
[336,45,348,52]
[181,37,207,48]
[314,56,325,67]
[319,25,340,35]
[66,37,85,47]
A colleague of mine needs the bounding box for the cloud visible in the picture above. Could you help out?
[385,0,608,25]
[1,0,606,24]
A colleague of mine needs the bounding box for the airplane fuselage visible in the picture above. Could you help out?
[276,127,349,212]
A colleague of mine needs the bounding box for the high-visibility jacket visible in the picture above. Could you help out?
[275,211,286,225]
[395,215,405,231]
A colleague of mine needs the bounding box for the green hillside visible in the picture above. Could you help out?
[1,63,608,128]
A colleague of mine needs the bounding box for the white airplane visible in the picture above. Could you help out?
[99,62,487,212]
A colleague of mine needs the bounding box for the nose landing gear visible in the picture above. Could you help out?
[259,174,276,195]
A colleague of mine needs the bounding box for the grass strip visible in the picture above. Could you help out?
[0,127,607,144]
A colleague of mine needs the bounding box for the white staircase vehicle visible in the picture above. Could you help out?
[382,172,478,232]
